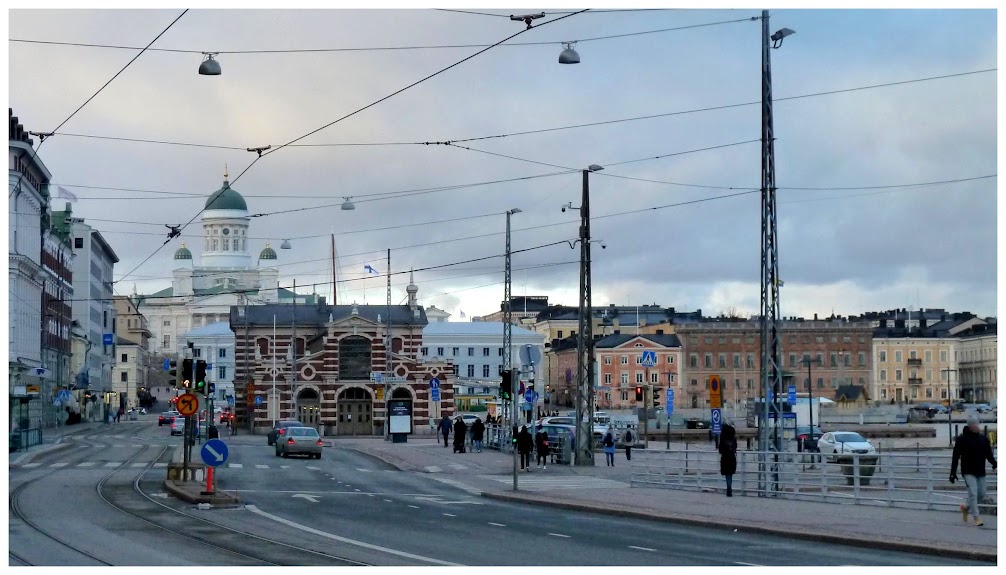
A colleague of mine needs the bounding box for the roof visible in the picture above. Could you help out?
[423,322,540,338]
[205,180,248,211]
[259,245,278,260]
[957,323,997,338]
[185,321,235,338]
[116,336,139,347]
[174,244,193,260]
[595,334,682,348]
[231,303,428,328]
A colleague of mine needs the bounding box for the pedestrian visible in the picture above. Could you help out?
[951,414,997,526]
[438,415,452,448]
[602,425,616,466]
[622,426,635,461]
[471,416,485,453]
[453,417,468,453]
[517,425,533,471]
[535,429,549,470]
[719,422,738,497]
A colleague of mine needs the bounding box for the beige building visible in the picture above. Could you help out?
[873,337,958,404]
[114,338,148,411]
[956,324,996,403]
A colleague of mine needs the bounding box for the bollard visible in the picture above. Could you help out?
[916,442,919,473]
[685,442,690,473]
[202,466,215,495]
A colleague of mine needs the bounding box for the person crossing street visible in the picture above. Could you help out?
[950,414,997,527]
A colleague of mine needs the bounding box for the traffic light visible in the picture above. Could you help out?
[511,425,518,445]
[208,382,216,394]
[168,360,178,388]
[501,370,512,400]
[653,389,661,409]
[182,358,193,386]
[195,360,207,392]
[635,386,644,401]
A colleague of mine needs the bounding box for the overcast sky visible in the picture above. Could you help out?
[8,7,998,320]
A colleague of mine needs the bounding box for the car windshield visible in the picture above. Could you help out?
[289,428,318,437]
[833,433,867,443]
[278,421,303,428]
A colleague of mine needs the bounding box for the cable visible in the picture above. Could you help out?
[436,8,675,17]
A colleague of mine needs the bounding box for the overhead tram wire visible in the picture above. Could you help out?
[115,10,590,286]
[8,9,189,198]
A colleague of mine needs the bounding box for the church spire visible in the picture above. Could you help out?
[223,163,229,185]
[406,268,418,310]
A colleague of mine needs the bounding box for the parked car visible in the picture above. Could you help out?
[460,413,484,427]
[795,425,824,451]
[817,431,876,459]
[159,411,177,426]
[538,416,575,427]
[275,427,323,459]
[686,418,710,430]
[975,404,993,414]
[267,420,305,446]
[170,417,186,436]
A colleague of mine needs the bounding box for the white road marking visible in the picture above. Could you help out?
[489,522,506,527]
[246,505,459,566]
[548,533,571,538]
[113,444,125,448]
[425,466,443,473]
[354,488,361,492]
[384,499,393,502]
[92,444,106,449]
[104,462,121,467]
[629,546,656,552]
[281,465,290,469]
[20,463,41,468]
[133,444,143,448]
[153,463,168,468]
[734,562,763,566]
[256,464,269,469]
[408,505,420,509]
[132,463,146,467]
[77,462,96,467]
[51,462,68,467]
[356,468,373,472]
[229,463,243,468]
[448,464,466,470]
[442,513,456,517]
[306,466,321,471]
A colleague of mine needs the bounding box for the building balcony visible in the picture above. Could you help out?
[907,358,922,367]
[908,378,923,386]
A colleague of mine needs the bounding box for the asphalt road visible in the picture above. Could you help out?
[9,418,992,566]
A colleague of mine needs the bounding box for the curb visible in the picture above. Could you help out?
[345,447,416,472]
[163,479,241,506]
[9,441,75,466]
[480,491,997,563]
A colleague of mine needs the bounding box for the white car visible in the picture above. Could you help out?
[817,431,876,460]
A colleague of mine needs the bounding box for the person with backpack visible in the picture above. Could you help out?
[719,422,739,497]
[602,425,617,466]
[535,429,549,470]
[951,414,997,526]
[622,426,635,461]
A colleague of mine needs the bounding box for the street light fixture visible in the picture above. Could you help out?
[559,42,580,64]
[199,53,221,76]
[341,197,356,211]
[280,239,292,250]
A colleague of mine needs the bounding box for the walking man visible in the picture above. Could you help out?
[517,425,533,471]
[621,426,635,461]
[950,414,997,526]
[438,414,452,448]
[471,416,485,453]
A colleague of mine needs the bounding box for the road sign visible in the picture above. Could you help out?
[32,367,51,379]
[176,392,199,416]
[103,333,113,346]
[666,389,674,416]
[163,358,171,371]
[640,350,657,368]
[431,388,441,402]
[709,375,722,409]
[711,408,722,435]
[430,377,441,390]
[374,372,383,383]
[227,397,235,407]
[788,384,797,404]
[519,344,542,366]
[57,390,71,402]
[524,389,534,403]
[26,385,40,394]
[370,372,407,383]
[254,395,263,407]
[782,412,797,419]
[200,439,229,467]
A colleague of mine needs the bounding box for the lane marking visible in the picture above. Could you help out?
[489,522,506,527]
[153,463,168,468]
[77,462,96,467]
[246,505,460,566]
[547,533,570,538]
[629,546,656,552]
[104,462,121,467]
[408,505,420,509]
[256,464,269,469]
[354,489,361,492]
[20,463,41,468]
[442,513,456,517]
[425,466,443,473]
[229,463,243,468]
[357,468,373,473]
[306,466,321,471]
[281,465,290,469]
[734,562,763,566]
[448,464,466,470]
[113,444,125,448]
[132,463,146,467]
[51,463,68,467]
[384,499,393,502]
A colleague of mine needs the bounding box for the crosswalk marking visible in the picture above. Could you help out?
[448,464,466,470]
[548,533,570,538]
[280,465,290,469]
[425,466,443,473]
[104,462,121,467]
[356,468,373,473]
[51,463,68,467]
[92,444,107,449]
[132,463,147,467]
[77,462,96,467]
[113,445,125,448]
[20,463,41,468]
[153,463,167,468]
[229,463,243,468]
[256,465,268,469]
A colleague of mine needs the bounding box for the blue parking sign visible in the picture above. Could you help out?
[666,389,674,416]
[711,408,722,435]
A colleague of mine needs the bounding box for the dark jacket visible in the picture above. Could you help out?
[952,427,997,477]
[517,428,534,454]
[453,420,467,444]
[438,416,452,434]
[535,430,549,454]
[471,419,485,441]
[718,424,738,476]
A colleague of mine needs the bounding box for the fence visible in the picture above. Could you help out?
[631,449,997,514]
[9,427,42,452]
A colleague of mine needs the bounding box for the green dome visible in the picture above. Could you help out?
[259,245,278,260]
[174,244,193,260]
[205,179,248,211]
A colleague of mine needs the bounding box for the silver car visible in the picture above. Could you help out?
[275,427,323,459]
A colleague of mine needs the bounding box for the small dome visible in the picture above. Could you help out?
[259,244,277,260]
[174,243,193,260]
[205,179,248,211]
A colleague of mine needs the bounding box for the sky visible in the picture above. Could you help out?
[7,5,999,321]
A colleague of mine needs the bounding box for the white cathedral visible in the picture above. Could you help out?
[136,171,314,359]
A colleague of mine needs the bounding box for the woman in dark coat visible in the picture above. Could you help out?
[471,417,485,453]
[719,423,738,497]
[516,426,534,471]
[453,417,468,453]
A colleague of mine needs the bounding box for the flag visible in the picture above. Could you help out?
[57,186,78,203]
[363,264,380,276]
[776,278,785,287]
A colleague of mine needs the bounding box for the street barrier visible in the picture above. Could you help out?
[631,449,998,514]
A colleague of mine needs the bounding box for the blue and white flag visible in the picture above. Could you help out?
[459,310,466,319]
[364,264,380,276]
[57,186,78,203]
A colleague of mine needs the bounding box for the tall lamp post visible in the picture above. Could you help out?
[942,367,957,447]
[800,356,821,450]
[504,208,521,489]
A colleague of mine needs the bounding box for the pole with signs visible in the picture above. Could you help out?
[666,388,674,450]
[709,374,723,445]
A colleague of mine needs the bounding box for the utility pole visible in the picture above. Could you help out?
[504,209,519,489]
[942,367,957,447]
[574,167,602,466]
[291,279,297,424]
[800,356,821,449]
[385,248,392,441]
[244,295,252,435]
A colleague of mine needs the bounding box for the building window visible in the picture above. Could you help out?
[163,319,171,327]
[482,365,490,377]
[691,379,698,386]
[557,331,563,339]
[689,354,698,368]
[437,347,444,357]
[421,347,429,356]
[636,356,643,365]
[734,378,741,389]
[498,347,503,356]
[162,334,171,349]
[879,350,887,363]
[704,354,712,368]
[747,379,754,389]
[452,347,459,356]
[483,348,490,356]
[858,352,866,367]
[604,356,612,365]
[468,347,474,356]
[830,353,837,367]
[925,369,933,382]
[718,354,726,368]
[212,239,219,251]
[498,365,503,376]
[732,354,740,368]
[218,366,226,379]
[818,378,824,389]
[940,350,948,363]
[909,350,917,360]
[895,369,903,381]
[621,391,629,401]
[338,336,372,380]
[74,237,83,248]
[621,373,629,385]
[604,374,612,384]
[704,337,712,344]
[895,351,902,363]
[222,238,229,251]
[925,387,933,399]
[467,365,475,378]
[218,348,226,358]
[880,370,887,382]
[121,353,128,363]
[651,372,659,384]
[881,389,888,400]
[636,373,644,384]
[120,372,128,382]
[747,354,755,369]
[193,348,201,358]
[666,356,673,364]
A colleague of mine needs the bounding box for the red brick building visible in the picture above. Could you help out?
[595,334,681,410]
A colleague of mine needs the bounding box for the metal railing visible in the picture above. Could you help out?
[631,449,997,513]
[9,428,42,452]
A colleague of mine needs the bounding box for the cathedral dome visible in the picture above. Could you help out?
[205,178,247,211]
[259,244,278,260]
[173,243,193,260]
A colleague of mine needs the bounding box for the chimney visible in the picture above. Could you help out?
[894,319,905,330]
[919,317,927,330]
[814,313,818,321]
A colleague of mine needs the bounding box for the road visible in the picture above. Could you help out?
[8,417,992,566]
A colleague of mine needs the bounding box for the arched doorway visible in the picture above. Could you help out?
[297,388,321,431]
[390,387,413,434]
[337,387,372,435]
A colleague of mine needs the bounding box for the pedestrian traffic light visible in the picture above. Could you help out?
[511,425,518,444]
[635,386,644,401]
[195,360,207,392]
[182,358,193,386]
[208,382,216,394]
[501,370,512,400]
[168,360,178,388]
[653,389,661,409]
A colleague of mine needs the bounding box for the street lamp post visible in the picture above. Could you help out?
[505,208,521,490]
[800,356,821,450]
[942,367,957,447]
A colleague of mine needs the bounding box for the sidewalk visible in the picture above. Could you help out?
[9,420,106,465]
[344,436,997,563]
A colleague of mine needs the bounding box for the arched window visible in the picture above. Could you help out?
[256,337,270,358]
[339,336,372,380]
[391,337,404,353]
